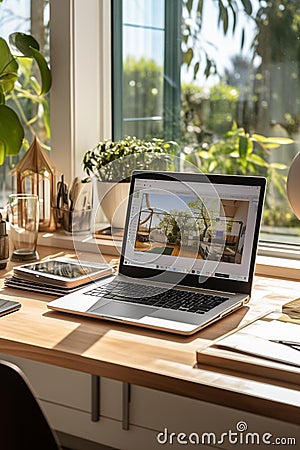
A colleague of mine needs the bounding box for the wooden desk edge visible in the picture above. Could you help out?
[1,338,299,426]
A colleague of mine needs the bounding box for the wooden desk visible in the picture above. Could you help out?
[0,246,300,427]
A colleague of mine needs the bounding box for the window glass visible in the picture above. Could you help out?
[123,0,164,28]
[122,0,165,138]
[115,0,300,244]
[0,0,50,207]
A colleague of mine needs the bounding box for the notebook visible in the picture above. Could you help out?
[48,171,266,335]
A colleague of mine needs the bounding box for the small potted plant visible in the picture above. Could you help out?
[83,136,176,228]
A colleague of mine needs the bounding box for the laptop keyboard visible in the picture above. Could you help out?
[84,281,229,314]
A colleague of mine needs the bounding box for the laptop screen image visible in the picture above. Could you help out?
[119,171,266,295]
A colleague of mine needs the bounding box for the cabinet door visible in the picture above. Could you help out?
[130,385,300,450]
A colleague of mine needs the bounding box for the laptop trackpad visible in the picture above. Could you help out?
[90,301,158,320]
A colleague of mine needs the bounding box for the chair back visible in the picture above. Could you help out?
[0,360,61,450]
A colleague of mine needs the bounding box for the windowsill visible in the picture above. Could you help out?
[37,230,300,281]
[37,228,121,256]
[255,255,300,281]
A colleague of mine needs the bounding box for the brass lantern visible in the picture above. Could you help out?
[12,137,56,231]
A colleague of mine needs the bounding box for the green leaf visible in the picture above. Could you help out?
[187,0,193,14]
[264,137,294,145]
[198,150,210,159]
[217,0,230,34]
[238,135,248,159]
[0,87,4,105]
[204,58,212,78]
[263,143,281,149]
[30,47,52,94]
[251,133,268,142]
[0,38,18,93]
[269,162,287,170]
[9,32,39,57]
[197,0,203,17]
[208,160,218,172]
[240,28,245,50]
[182,34,189,44]
[193,61,200,79]
[0,140,5,165]
[220,3,229,34]
[252,134,293,146]
[0,105,24,158]
[8,33,51,94]
[241,0,253,15]
[247,154,268,167]
[229,2,237,32]
[0,71,18,86]
[184,48,194,67]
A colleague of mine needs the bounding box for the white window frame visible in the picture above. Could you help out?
[49,0,112,183]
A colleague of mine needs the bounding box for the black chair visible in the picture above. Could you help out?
[0,360,61,450]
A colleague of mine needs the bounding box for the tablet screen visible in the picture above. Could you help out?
[24,260,101,279]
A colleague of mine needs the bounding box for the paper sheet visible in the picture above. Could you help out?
[217,319,300,367]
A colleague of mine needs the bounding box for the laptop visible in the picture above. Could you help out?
[48,171,266,335]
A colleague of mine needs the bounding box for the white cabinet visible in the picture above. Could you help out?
[1,355,299,450]
[130,385,300,449]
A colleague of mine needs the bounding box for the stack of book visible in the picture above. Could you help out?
[196,312,300,389]
[4,257,115,296]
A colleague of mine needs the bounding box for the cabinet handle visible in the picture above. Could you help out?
[91,375,100,422]
[122,382,131,430]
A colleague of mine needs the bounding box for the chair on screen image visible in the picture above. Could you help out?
[0,360,61,450]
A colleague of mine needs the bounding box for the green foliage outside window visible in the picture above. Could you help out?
[122,55,296,228]
[123,57,163,119]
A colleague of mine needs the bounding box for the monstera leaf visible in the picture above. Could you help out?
[0,105,24,165]
[9,32,51,94]
[0,32,51,163]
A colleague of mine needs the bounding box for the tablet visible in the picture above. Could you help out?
[14,258,115,288]
[0,299,21,317]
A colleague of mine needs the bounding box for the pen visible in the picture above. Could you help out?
[270,339,300,351]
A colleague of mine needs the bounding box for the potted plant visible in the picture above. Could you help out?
[83,136,176,229]
[0,31,51,165]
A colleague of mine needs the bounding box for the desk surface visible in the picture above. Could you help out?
[0,246,300,425]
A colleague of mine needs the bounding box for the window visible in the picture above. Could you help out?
[113,0,165,139]
[113,0,181,140]
[1,0,109,203]
[113,0,300,246]
[0,0,50,206]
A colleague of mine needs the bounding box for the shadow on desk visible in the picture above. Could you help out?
[44,305,250,354]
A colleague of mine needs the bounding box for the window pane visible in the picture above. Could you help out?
[180,1,300,243]
[0,0,50,207]
[122,0,164,138]
[116,0,300,244]
[123,0,164,28]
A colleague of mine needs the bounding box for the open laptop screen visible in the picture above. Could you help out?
[119,171,266,295]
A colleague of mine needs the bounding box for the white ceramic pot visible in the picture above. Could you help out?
[96,181,130,229]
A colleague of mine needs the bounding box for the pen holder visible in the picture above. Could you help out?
[54,208,92,234]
